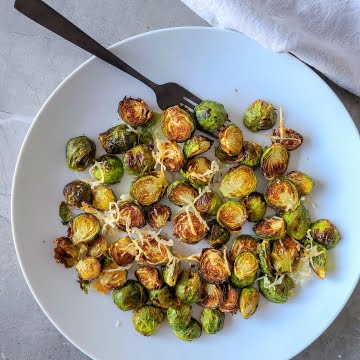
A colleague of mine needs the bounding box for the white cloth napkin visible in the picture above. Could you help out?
[182,0,360,96]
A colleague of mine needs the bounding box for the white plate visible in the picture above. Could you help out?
[12,27,360,360]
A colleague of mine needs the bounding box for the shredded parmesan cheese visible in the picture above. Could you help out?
[279,106,284,139]
[187,160,220,183]
[78,161,105,189]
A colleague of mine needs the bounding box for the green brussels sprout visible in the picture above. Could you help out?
[238,141,263,168]
[219,283,239,314]
[90,155,124,185]
[98,124,138,154]
[303,239,327,279]
[135,266,163,290]
[229,235,258,263]
[204,220,230,249]
[91,185,116,211]
[240,288,259,319]
[271,237,300,273]
[286,171,314,196]
[230,272,257,289]
[200,248,230,284]
[173,318,202,341]
[216,201,247,232]
[175,270,204,304]
[261,144,289,180]
[173,211,207,244]
[194,100,228,131]
[264,177,300,211]
[75,256,101,281]
[146,204,172,229]
[162,258,181,287]
[219,165,257,198]
[162,105,195,142]
[138,115,157,146]
[63,180,92,208]
[167,304,192,331]
[180,157,216,188]
[283,203,311,240]
[310,219,341,249]
[272,127,303,151]
[243,99,277,132]
[108,237,136,266]
[259,274,295,303]
[53,237,80,268]
[257,240,273,275]
[59,201,71,225]
[242,192,266,223]
[113,280,148,311]
[200,308,225,335]
[68,213,101,245]
[233,251,259,280]
[253,216,286,240]
[219,124,243,157]
[131,305,165,336]
[149,286,181,309]
[117,202,146,231]
[199,283,224,309]
[166,180,198,207]
[156,140,185,172]
[194,190,222,216]
[215,146,237,163]
[87,235,107,259]
[118,97,153,128]
[130,171,168,206]
[99,262,127,290]
[140,236,170,265]
[66,136,96,171]
[183,135,213,158]
[123,144,155,176]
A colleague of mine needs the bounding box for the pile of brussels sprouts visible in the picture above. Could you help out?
[55,96,341,340]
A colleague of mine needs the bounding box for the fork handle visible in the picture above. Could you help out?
[14,0,158,91]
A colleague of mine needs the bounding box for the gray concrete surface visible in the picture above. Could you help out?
[0,1,359,359]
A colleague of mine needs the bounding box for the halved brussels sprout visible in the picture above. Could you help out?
[233,251,259,280]
[238,141,263,168]
[138,114,158,146]
[117,202,146,231]
[54,237,80,268]
[98,124,138,154]
[183,135,213,158]
[283,203,311,240]
[146,204,172,229]
[243,99,277,132]
[59,201,72,225]
[162,258,181,287]
[162,105,195,142]
[194,190,222,217]
[99,262,127,290]
[260,144,289,180]
[194,100,228,131]
[259,274,295,303]
[257,240,273,275]
[272,127,303,151]
[219,165,257,198]
[230,271,257,289]
[199,249,230,284]
[173,318,202,341]
[240,288,259,319]
[130,171,168,206]
[229,235,258,263]
[173,211,207,244]
[113,280,148,311]
[175,270,204,304]
[166,180,198,206]
[200,308,225,335]
[63,180,92,208]
[132,305,165,336]
[219,124,243,157]
[149,286,181,309]
[108,237,136,266]
[66,136,96,171]
[91,185,116,211]
[180,157,215,188]
[199,283,224,309]
[253,216,286,240]
[167,304,192,331]
[204,220,230,249]
[123,144,155,176]
[75,256,101,281]
[286,171,314,196]
[271,237,300,273]
[310,219,341,249]
[157,140,184,172]
[242,192,266,223]
[219,283,239,314]
[140,236,170,265]
[118,97,153,128]
[135,266,163,290]
[87,235,108,258]
[216,201,247,232]
[68,213,101,245]
[90,155,124,185]
[264,177,300,211]
[303,239,327,279]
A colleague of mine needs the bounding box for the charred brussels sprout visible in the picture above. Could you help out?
[135,266,163,290]
[183,135,213,158]
[310,219,341,249]
[75,256,101,281]
[194,190,222,217]
[130,171,168,206]
[200,249,230,284]
[253,216,286,240]
[200,308,225,335]
[219,124,243,157]
[261,144,289,180]
[118,97,152,128]
[243,99,277,132]
[99,262,127,290]
[131,305,164,336]
[219,283,239,314]
[240,288,259,319]
[173,318,202,341]
[216,201,247,232]
[63,180,92,208]
[230,272,257,289]
[204,220,230,249]
[283,203,311,240]
[199,283,224,309]
[140,236,169,265]
[113,280,147,311]
[271,237,300,273]
[162,105,195,142]
[69,213,101,245]
[229,235,258,263]
[167,304,192,331]
[123,144,155,176]
[194,100,228,131]
[257,240,273,275]
[156,140,184,172]
[117,202,146,231]
[149,286,180,309]
[98,124,138,154]
[304,239,327,279]
[166,180,198,207]
[286,171,314,196]
[238,141,263,168]
[108,237,136,266]
[162,259,181,287]
[173,211,207,244]
[146,204,171,229]
[180,157,216,188]
[66,136,96,171]
[272,127,303,151]
[59,201,71,225]
[175,270,204,304]
[242,192,266,223]
[233,251,259,280]
[259,274,295,303]
[87,235,108,258]
[90,155,124,185]
[91,185,116,211]
[54,237,80,268]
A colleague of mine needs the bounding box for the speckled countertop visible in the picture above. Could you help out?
[0,1,359,359]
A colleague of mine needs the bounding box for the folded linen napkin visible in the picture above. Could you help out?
[182,0,360,96]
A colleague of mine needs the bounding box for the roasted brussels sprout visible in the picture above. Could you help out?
[259,274,295,303]
[243,99,277,132]
[242,192,266,223]
[146,204,172,229]
[304,239,327,279]
[173,318,202,341]
[253,216,286,240]
[54,237,80,268]
[123,144,155,176]
[214,146,238,163]
[108,237,136,266]
[113,280,147,311]
[175,270,204,304]
[180,157,216,188]
[130,171,168,206]
[230,271,257,289]
[204,220,230,249]
[272,127,303,151]
[216,201,247,232]
[99,262,127,290]
[91,185,116,211]
[260,144,289,180]
[200,249,230,284]
[135,266,163,290]
[149,286,181,309]
[194,100,228,131]
[264,177,300,211]
[238,141,263,168]
[87,235,108,258]
[219,283,239,314]
[194,190,222,216]
[68,213,101,245]
[199,283,224,309]
[98,124,138,154]
[183,135,213,158]
[162,258,181,287]
[117,202,146,231]
[200,308,225,335]
[90,155,124,185]
[162,105,195,142]
[257,240,273,275]
[118,97,153,128]
[271,237,300,273]
[131,305,165,336]
[75,256,101,281]
[66,136,96,171]
[233,251,259,280]
[240,288,259,319]
[219,165,257,198]
[229,235,258,263]
[156,140,184,172]
[173,211,207,244]
[219,124,243,157]
[59,201,71,225]
[167,304,192,331]
[310,219,341,249]
[166,180,198,206]
[138,114,157,146]
[63,180,92,208]
[140,236,169,265]
[283,203,311,240]
[286,171,314,196]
